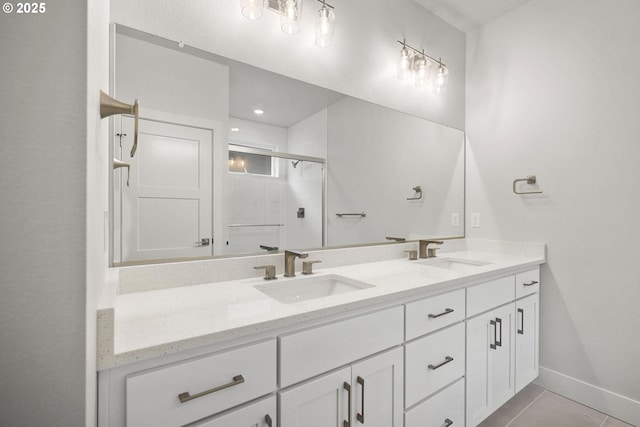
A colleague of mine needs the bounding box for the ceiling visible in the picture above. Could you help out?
[412,0,533,33]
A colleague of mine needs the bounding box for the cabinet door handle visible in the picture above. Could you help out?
[496,317,503,347]
[490,319,497,349]
[357,376,365,423]
[428,308,454,318]
[428,356,454,370]
[343,382,352,427]
[265,414,272,427]
[523,280,538,287]
[517,308,524,334]
[444,418,454,427]
[178,374,244,403]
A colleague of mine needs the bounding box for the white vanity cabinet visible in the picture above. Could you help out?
[99,263,542,427]
[466,268,541,427]
[279,347,404,427]
[279,306,404,427]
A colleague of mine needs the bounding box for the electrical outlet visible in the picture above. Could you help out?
[471,213,480,228]
[451,213,460,227]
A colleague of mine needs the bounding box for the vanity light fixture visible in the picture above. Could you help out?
[241,0,264,19]
[315,0,336,47]
[240,0,336,47]
[396,39,449,93]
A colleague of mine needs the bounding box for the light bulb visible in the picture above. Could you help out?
[315,4,335,47]
[280,0,301,34]
[397,46,412,80]
[241,0,263,20]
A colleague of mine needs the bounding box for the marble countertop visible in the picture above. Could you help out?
[97,246,545,370]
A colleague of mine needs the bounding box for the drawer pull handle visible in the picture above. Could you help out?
[265,414,272,427]
[518,308,524,335]
[428,356,454,370]
[523,280,538,287]
[357,376,365,423]
[428,308,454,319]
[178,374,245,403]
[344,382,352,427]
[444,418,454,427]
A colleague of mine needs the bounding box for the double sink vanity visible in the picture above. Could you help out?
[97,239,545,427]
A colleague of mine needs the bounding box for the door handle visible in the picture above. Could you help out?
[495,317,503,347]
[343,382,352,427]
[265,414,272,427]
[444,418,454,427]
[490,319,497,349]
[518,308,524,335]
[356,376,365,423]
[195,238,210,246]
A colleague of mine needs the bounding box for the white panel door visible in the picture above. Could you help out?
[515,293,539,392]
[120,117,213,262]
[279,367,351,427]
[350,347,404,427]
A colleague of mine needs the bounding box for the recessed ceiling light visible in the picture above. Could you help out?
[253,109,265,115]
[230,127,240,132]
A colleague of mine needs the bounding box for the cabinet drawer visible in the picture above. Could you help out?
[405,378,465,427]
[191,395,276,427]
[516,268,540,299]
[467,275,515,317]
[279,306,404,387]
[126,340,276,427]
[405,322,465,407]
[405,289,465,340]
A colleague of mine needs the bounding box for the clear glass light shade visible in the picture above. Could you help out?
[241,0,263,20]
[434,64,450,93]
[280,0,302,34]
[315,6,336,47]
[397,46,413,80]
[413,56,431,87]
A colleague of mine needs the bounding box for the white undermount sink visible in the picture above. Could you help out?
[417,257,491,272]
[255,274,374,304]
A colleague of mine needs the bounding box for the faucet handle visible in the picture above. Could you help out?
[404,250,418,260]
[302,260,322,275]
[427,247,440,258]
[254,265,277,280]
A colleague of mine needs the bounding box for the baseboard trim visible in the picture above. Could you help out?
[534,366,640,426]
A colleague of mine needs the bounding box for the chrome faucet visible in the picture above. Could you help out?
[419,240,443,258]
[284,250,309,277]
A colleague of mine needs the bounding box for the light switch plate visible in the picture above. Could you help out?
[451,213,460,227]
[471,213,480,228]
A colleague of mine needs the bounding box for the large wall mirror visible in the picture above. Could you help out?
[111,25,465,265]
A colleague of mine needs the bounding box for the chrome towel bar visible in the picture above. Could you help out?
[336,212,366,218]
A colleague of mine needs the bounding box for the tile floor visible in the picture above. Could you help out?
[478,384,636,427]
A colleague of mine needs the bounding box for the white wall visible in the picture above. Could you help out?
[110,0,466,129]
[0,2,89,425]
[466,0,640,423]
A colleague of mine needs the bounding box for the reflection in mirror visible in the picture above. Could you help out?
[111,26,464,265]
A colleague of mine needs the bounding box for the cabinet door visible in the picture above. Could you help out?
[466,305,516,426]
[351,347,403,427]
[491,304,516,410]
[193,395,276,427]
[279,367,351,427]
[515,293,539,393]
